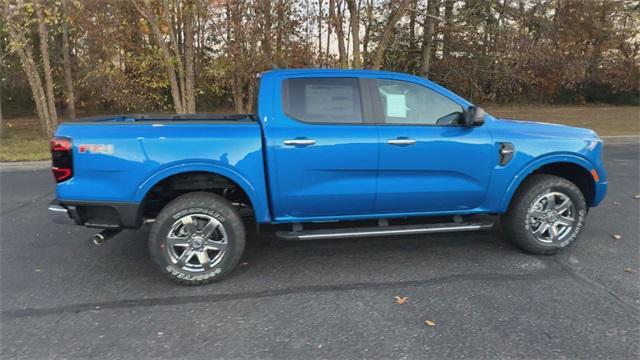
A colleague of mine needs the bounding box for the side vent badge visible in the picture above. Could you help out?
[499,143,515,166]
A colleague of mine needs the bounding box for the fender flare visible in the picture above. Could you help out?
[498,153,594,211]
[134,161,269,222]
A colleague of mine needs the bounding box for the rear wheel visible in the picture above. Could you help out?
[502,174,587,254]
[149,192,245,285]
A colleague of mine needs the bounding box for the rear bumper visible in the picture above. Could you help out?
[48,200,142,229]
[48,201,76,225]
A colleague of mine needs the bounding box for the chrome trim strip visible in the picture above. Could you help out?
[283,139,316,146]
[278,222,494,240]
[387,139,417,145]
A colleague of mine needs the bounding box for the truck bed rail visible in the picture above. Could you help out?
[72,113,256,123]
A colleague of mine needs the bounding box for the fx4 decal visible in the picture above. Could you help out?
[78,144,114,154]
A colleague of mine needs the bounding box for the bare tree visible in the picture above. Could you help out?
[371,0,412,70]
[442,0,453,59]
[135,0,197,113]
[184,1,196,113]
[135,0,185,113]
[361,0,374,62]
[260,0,276,68]
[346,0,360,68]
[35,0,57,133]
[409,0,418,50]
[421,0,439,78]
[329,0,347,67]
[4,0,55,135]
[61,0,76,120]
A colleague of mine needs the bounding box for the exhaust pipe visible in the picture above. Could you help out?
[91,229,121,245]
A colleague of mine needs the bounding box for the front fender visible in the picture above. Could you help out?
[498,153,595,211]
[134,161,270,223]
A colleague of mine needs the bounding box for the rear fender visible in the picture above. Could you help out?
[135,161,270,223]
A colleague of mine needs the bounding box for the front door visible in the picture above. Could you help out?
[265,76,379,220]
[372,78,493,213]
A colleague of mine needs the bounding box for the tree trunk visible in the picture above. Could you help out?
[409,0,417,50]
[442,0,453,59]
[135,0,185,113]
[317,0,323,63]
[261,0,276,68]
[184,1,196,113]
[163,0,187,112]
[421,0,438,78]
[362,0,373,63]
[0,72,3,125]
[35,0,57,135]
[231,74,244,113]
[326,0,332,59]
[371,0,411,70]
[61,0,76,121]
[4,0,48,128]
[8,32,49,133]
[330,0,347,67]
[276,0,285,66]
[346,0,360,68]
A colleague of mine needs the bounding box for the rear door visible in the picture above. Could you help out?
[371,78,493,213]
[263,75,379,220]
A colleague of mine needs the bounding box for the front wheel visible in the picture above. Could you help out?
[501,174,587,254]
[149,192,245,285]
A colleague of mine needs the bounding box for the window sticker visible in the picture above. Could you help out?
[305,84,354,115]
[386,93,407,118]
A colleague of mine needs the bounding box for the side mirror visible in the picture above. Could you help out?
[463,106,486,127]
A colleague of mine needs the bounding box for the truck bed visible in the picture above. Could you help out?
[54,116,270,224]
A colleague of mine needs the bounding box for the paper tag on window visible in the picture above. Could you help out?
[386,94,407,117]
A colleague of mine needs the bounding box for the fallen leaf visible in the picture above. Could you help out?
[612,234,622,240]
[424,320,436,327]
[623,267,636,273]
[634,194,640,199]
[394,296,409,305]
[34,269,41,272]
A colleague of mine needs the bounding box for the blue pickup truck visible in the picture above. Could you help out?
[48,69,607,285]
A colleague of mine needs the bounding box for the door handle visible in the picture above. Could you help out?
[283,139,316,146]
[387,138,416,146]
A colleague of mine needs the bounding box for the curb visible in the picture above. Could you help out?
[601,135,640,144]
[0,160,50,171]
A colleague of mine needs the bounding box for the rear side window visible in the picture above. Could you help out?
[283,78,363,124]
[375,79,463,125]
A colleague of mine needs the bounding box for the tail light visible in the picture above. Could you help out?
[51,137,73,182]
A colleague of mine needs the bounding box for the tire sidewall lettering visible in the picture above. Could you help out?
[165,265,222,281]
[171,207,226,223]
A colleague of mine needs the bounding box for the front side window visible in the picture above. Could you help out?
[375,79,463,125]
[283,78,363,123]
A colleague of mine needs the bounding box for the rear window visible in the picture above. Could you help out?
[282,78,363,124]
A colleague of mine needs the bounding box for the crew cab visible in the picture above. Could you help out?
[48,69,607,285]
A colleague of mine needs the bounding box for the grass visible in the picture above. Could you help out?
[0,118,50,162]
[486,105,639,136]
[1,105,638,162]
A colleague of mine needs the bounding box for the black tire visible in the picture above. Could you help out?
[149,192,245,285]
[501,174,587,254]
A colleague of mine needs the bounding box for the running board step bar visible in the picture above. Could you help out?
[276,221,494,241]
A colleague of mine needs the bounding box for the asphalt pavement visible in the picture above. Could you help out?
[1,141,638,359]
